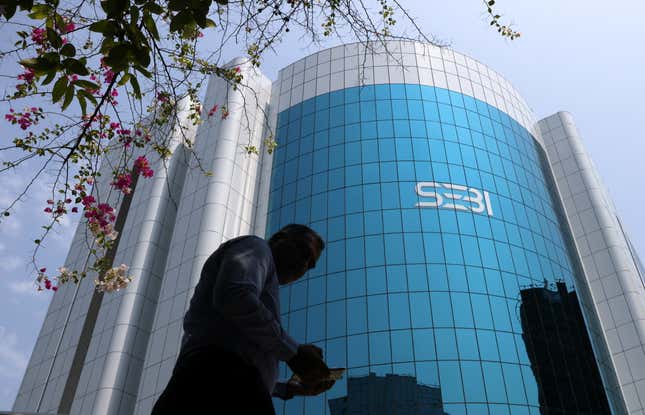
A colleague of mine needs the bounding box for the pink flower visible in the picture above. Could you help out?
[64,22,75,33]
[71,207,78,213]
[44,207,52,213]
[111,173,132,194]
[208,104,219,117]
[81,195,96,206]
[104,70,115,84]
[52,286,58,291]
[111,89,118,97]
[134,156,154,178]
[110,122,120,130]
[39,268,46,273]
[47,199,54,204]
[17,68,36,84]
[31,28,46,45]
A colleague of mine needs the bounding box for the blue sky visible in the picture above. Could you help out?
[1,0,643,409]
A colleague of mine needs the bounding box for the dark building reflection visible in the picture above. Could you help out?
[328,373,449,415]
[520,282,611,415]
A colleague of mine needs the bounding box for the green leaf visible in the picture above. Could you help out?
[194,14,215,29]
[146,3,164,14]
[74,80,99,90]
[27,4,51,19]
[19,58,39,68]
[89,20,116,35]
[62,86,74,110]
[78,89,98,105]
[143,13,160,40]
[170,9,194,33]
[133,64,151,78]
[104,44,134,71]
[60,43,76,57]
[117,73,131,86]
[168,0,184,11]
[52,76,68,103]
[77,93,87,115]
[101,0,129,17]
[63,58,89,75]
[2,4,18,19]
[46,27,62,49]
[41,71,57,85]
[20,56,59,75]
[133,46,150,67]
[129,76,141,98]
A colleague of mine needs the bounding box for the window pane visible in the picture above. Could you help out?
[347,334,369,367]
[326,300,346,338]
[410,292,432,328]
[367,266,387,295]
[307,304,325,342]
[391,330,414,363]
[439,361,464,403]
[388,292,411,329]
[367,294,389,331]
[347,269,366,298]
[347,297,367,335]
[369,332,391,365]
[461,361,487,402]
[435,328,458,360]
[413,328,436,361]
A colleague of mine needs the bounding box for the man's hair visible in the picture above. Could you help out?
[268,224,325,273]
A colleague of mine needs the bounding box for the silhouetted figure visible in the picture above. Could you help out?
[152,224,334,414]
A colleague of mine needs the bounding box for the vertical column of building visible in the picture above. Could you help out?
[133,60,272,415]
[539,112,645,414]
[11,138,149,413]
[63,99,197,415]
[252,80,281,236]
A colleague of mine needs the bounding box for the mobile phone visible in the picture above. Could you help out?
[290,368,346,383]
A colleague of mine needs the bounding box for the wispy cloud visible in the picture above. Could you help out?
[7,280,38,296]
[0,256,24,273]
[0,326,28,380]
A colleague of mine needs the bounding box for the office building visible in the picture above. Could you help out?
[12,41,645,415]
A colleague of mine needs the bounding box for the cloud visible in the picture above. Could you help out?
[7,280,38,296]
[0,326,28,380]
[0,256,24,273]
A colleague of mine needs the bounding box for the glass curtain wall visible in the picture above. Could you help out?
[266,84,609,415]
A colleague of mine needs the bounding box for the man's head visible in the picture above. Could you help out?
[268,224,324,285]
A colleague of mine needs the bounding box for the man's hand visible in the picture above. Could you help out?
[287,344,330,384]
[287,379,335,397]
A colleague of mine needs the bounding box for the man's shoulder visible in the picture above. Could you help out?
[224,235,271,255]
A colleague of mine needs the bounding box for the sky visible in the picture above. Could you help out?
[0,0,644,409]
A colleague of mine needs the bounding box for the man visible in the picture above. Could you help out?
[152,224,333,414]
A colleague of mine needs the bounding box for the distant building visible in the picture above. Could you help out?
[328,373,448,415]
[520,283,611,414]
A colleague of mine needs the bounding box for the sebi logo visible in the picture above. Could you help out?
[415,182,494,216]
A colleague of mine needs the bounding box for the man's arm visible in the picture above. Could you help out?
[211,237,298,361]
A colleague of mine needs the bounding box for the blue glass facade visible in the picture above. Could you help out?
[267,84,608,415]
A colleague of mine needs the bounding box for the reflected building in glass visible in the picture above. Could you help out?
[519,282,611,414]
[328,373,448,415]
[13,42,645,415]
